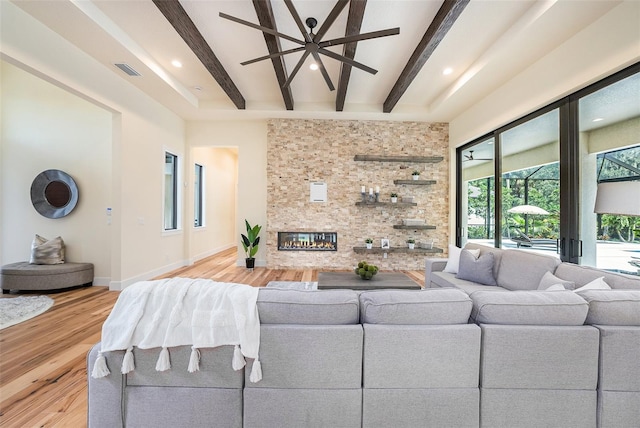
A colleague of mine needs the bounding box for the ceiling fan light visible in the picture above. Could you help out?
[309,63,319,71]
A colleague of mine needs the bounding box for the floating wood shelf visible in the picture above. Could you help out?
[393,225,436,230]
[355,201,417,207]
[354,155,444,163]
[353,246,443,254]
[393,179,437,185]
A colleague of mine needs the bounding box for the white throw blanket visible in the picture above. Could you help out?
[91,278,262,382]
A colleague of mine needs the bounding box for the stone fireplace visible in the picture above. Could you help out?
[278,232,337,251]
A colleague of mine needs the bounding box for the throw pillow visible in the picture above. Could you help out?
[456,249,497,286]
[538,271,575,290]
[574,276,611,293]
[30,234,65,265]
[443,245,480,274]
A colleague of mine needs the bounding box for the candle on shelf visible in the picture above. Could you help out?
[375,186,380,193]
[369,188,373,195]
[361,186,365,193]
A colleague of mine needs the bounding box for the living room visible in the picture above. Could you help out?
[1,0,639,426]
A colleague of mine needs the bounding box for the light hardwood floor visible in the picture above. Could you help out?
[0,248,425,427]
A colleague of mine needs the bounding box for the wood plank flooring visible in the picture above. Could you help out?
[0,248,424,427]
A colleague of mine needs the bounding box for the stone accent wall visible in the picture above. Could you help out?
[267,119,449,270]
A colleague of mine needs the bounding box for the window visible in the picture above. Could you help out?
[194,163,204,227]
[164,152,178,230]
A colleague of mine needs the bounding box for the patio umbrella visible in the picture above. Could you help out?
[508,205,549,235]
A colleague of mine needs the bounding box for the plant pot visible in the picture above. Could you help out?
[412,175,419,181]
[391,197,398,203]
[366,243,373,249]
[408,243,415,249]
[245,258,255,269]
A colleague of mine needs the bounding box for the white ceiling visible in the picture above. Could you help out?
[11,0,626,122]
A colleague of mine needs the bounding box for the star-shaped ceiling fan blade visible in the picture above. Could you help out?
[221,0,400,92]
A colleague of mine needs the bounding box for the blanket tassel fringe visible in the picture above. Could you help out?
[188,346,200,373]
[92,352,110,378]
[155,347,171,371]
[121,347,135,374]
[250,359,262,383]
[232,345,246,370]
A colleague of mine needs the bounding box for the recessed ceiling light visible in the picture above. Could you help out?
[592,117,604,122]
[443,67,453,75]
[309,63,319,71]
[171,60,183,68]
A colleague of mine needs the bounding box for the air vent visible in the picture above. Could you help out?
[114,63,141,77]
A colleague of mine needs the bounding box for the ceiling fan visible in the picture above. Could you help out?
[464,150,493,162]
[219,0,399,91]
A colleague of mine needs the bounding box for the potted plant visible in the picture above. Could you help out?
[241,220,261,269]
[354,260,379,280]
[390,193,398,203]
[365,238,373,249]
[412,170,420,181]
[407,238,416,249]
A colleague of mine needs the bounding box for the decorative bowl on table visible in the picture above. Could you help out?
[354,261,379,280]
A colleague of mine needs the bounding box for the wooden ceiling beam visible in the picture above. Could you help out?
[383,0,469,113]
[152,0,246,109]
[253,0,294,110]
[336,0,367,112]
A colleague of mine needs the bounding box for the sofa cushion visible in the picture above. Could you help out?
[430,271,506,294]
[555,263,640,290]
[359,289,472,324]
[256,289,359,324]
[464,243,504,279]
[443,245,479,274]
[470,290,588,325]
[496,249,561,291]
[456,250,497,286]
[538,271,575,290]
[578,289,640,325]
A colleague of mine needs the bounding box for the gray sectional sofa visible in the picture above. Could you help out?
[88,251,640,427]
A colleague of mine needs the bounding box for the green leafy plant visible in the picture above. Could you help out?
[354,261,379,280]
[412,170,420,176]
[390,193,398,197]
[241,220,262,259]
[406,238,415,244]
[365,238,373,243]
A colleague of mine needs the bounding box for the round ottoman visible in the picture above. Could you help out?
[1,262,94,293]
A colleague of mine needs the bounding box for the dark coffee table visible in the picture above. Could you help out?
[317,271,421,290]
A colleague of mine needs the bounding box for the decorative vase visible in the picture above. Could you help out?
[391,197,398,203]
[412,175,419,181]
[245,258,255,269]
[366,243,373,249]
[408,243,415,249]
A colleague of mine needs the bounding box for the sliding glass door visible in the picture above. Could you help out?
[457,63,639,271]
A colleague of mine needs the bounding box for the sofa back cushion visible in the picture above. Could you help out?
[464,243,504,279]
[497,250,561,291]
[555,262,640,290]
[470,290,588,325]
[257,289,359,324]
[577,289,640,325]
[360,289,472,324]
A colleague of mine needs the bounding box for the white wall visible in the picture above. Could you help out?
[189,147,238,262]
[187,121,268,266]
[1,1,187,289]
[449,0,640,243]
[1,61,112,283]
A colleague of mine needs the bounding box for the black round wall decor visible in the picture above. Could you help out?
[30,169,79,219]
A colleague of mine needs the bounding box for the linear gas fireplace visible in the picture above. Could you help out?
[278,232,337,251]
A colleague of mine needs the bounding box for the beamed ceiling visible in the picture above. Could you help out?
[11,0,626,121]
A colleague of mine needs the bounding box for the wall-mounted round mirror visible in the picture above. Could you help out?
[31,170,79,218]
